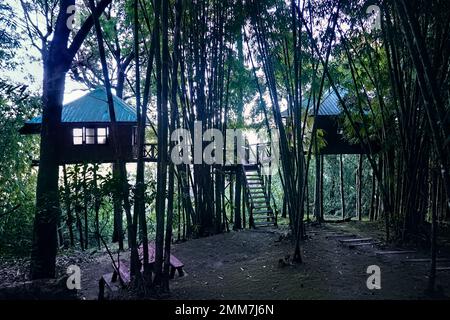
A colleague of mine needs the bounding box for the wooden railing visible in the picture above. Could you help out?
[243,142,272,165]
[133,142,271,164]
[133,143,158,162]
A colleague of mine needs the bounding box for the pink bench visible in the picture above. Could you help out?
[138,243,184,279]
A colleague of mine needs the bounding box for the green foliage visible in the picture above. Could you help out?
[0,0,20,70]
[0,82,40,256]
[59,163,158,248]
[60,163,117,247]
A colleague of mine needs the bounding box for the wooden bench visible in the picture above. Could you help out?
[99,245,184,299]
[98,259,131,300]
[112,259,131,284]
[138,243,185,279]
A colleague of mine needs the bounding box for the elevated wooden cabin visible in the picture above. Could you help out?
[20,88,157,164]
[281,88,374,155]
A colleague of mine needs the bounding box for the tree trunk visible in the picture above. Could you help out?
[30,61,65,279]
[163,0,182,291]
[30,0,112,279]
[154,0,168,286]
[88,0,140,280]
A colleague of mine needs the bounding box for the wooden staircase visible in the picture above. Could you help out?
[242,164,276,228]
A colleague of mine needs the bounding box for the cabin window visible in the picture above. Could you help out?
[97,128,108,144]
[85,128,96,144]
[72,127,109,145]
[73,128,83,145]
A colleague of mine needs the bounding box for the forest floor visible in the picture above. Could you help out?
[1,220,450,300]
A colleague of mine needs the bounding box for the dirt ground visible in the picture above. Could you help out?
[1,221,450,300]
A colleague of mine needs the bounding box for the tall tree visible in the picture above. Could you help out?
[22,0,112,279]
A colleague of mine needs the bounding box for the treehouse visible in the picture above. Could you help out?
[19,88,157,164]
[281,88,374,155]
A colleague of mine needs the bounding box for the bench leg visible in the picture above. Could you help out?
[177,267,184,277]
[111,270,118,283]
[98,278,105,300]
[170,266,176,279]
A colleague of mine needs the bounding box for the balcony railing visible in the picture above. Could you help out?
[133,143,158,162]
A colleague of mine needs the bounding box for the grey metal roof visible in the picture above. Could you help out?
[27,88,137,124]
[280,87,347,117]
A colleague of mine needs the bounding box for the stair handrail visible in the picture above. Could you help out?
[240,165,256,227]
[256,165,273,213]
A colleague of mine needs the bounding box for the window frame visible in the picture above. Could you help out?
[72,126,109,145]
[97,127,108,145]
[72,127,84,145]
[85,127,96,145]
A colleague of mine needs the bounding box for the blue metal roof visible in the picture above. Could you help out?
[27,88,137,124]
[316,87,347,116]
[280,87,348,117]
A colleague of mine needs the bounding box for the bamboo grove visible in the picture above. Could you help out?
[11,0,449,294]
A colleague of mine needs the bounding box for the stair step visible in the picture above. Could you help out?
[254,222,274,227]
[253,210,273,215]
[253,214,273,217]
[253,204,269,209]
[253,217,275,222]
[253,204,269,207]
[252,199,268,203]
[251,196,266,199]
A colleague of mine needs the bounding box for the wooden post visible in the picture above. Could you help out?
[314,154,321,221]
[111,163,124,250]
[62,165,74,247]
[357,154,363,221]
[234,168,242,230]
[242,184,246,229]
[428,171,438,292]
[93,165,101,249]
[340,154,346,220]
[177,182,181,241]
[320,154,324,221]
[306,174,310,221]
[82,164,89,250]
[370,166,376,221]
[57,223,64,248]
[229,175,234,223]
